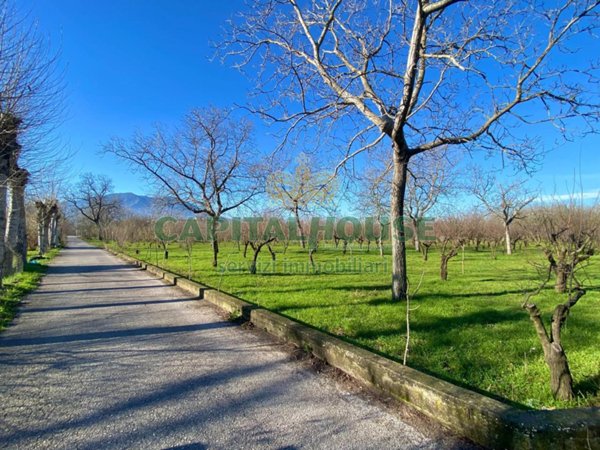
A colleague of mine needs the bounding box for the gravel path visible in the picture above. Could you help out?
[0,237,472,449]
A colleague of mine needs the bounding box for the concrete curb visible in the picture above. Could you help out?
[107,248,599,449]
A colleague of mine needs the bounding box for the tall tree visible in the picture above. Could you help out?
[105,107,262,266]
[66,173,120,241]
[225,0,600,300]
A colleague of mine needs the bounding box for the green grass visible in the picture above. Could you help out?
[106,239,599,409]
[0,249,60,331]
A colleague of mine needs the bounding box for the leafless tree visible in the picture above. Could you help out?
[435,216,466,281]
[66,173,121,241]
[354,157,390,257]
[266,152,336,248]
[471,174,536,255]
[33,198,59,255]
[0,0,64,281]
[406,150,455,251]
[522,202,597,400]
[529,203,597,293]
[105,107,262,267]
[225,0,600,300]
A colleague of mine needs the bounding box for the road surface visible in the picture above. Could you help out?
[0,237,473,449]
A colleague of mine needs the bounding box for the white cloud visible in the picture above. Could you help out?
[537,190,600,203]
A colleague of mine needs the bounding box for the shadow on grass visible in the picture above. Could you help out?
[574,373,600,399]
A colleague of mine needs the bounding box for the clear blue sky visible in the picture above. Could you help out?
[19,0,600,200]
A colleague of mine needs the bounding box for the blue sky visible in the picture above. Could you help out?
[19,0,600,200]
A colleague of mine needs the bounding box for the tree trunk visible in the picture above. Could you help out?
[523,293,584,402]
[36,202,48,255]
[0,171,7,283]
[440,256,449,281]
[15,179,27,270]
[4,169,28,275]
[555,267,568,293]
[308,247,317,272]
[504,223,512,255]
[267,244,276,261]
[294,207,305,249]
[376,216,385,257]
[249,249,259,274]
[422,244,429,261]
[43,215,52,251]
[391,147,409,301]
[211,218,219,267]
[50,212,60,247]
[412,217,420,252]
[545,344,574,401]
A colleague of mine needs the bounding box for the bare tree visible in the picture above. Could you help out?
[435,216,466,281]
[529,203,596,293]
[267,152,336,248]
[66,173,120,241]
[354,155,390,257]
[0,0,64,281]
[522,202,597,400]
[406,150,455,252]
[471,173,536,255]
[225,0,600,300]
[105,107,262,266]
[34,198,58,255]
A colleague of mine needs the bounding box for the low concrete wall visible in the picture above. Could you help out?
[107,247,600,450]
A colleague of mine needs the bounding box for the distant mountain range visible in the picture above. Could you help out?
[107,192,189,217]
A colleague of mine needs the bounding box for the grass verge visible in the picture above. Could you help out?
[0,248,60,332]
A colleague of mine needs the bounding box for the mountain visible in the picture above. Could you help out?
[107,192,155,216]
[108,193,192,217]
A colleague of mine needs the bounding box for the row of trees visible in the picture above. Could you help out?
[0,0,64,284]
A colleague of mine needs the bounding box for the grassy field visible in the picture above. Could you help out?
[105,239,599,409]
[0,249,60,331]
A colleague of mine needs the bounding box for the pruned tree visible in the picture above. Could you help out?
[435,216,466,281]
[34,198,58,255]
[471,174,536,255]
[522,202,597,400]
[105,107,262,266]
[530,203,597,293]
[0,0,63,281]
[225,0,600,300]
[267,152,336,248]
[66,173,121,241]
